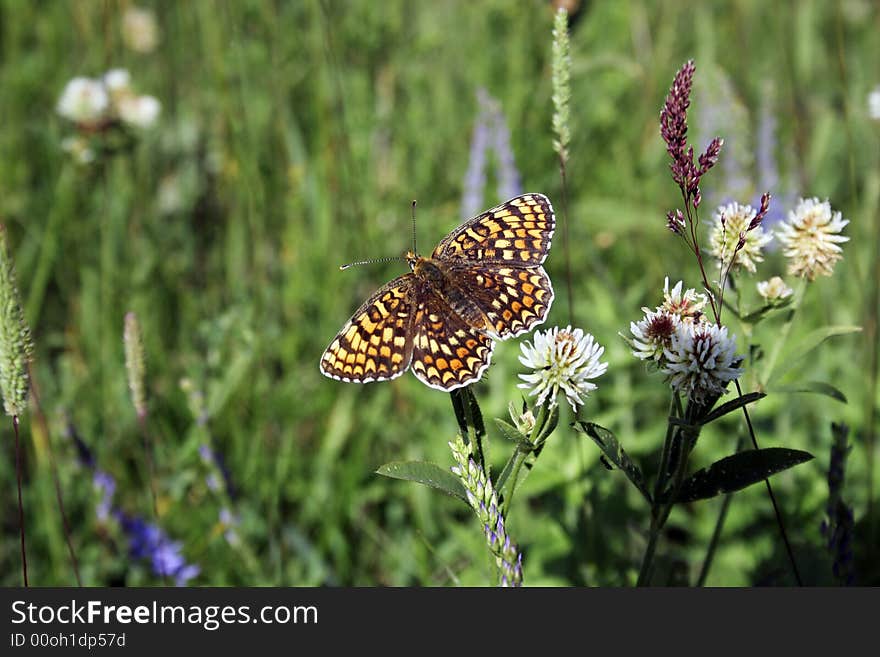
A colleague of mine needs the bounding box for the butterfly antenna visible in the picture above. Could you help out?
[411,200,418,254]
[339,255,405,271]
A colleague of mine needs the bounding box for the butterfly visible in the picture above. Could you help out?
[320,193,555,391]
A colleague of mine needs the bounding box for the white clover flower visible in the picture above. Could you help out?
[869,86,880,121]
[56,77,109,125]
[776,197,849,281]
[117,95,161,128]
[709,201,773,274]
[630,309,680,362]
[61,136,96,165]
[103,68,132,95]
[122,6,159,53]
[662,322,743,403]
[659,277,708,322]
[518,325,607,412]
[756,276,793,302]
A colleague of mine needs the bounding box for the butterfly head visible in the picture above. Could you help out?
[404,249,421,271]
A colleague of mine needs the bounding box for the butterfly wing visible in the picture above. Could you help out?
[320,274,416,383]
[410,287,495,391]
[431,193,555,266]
[446,262,554,339]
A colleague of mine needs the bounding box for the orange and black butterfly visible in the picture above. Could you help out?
[320,193,555,390]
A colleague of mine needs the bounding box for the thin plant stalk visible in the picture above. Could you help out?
[13,415,28,586]
[760,279,807,386]
[502,401,548,514]
[138,415,160,522]
[558,164,575,325]
[28,368,81,585]
[551,7,575,325]
[637,400,698,585]
[696,435,744,586]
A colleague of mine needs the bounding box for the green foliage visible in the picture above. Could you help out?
[0,0,878,586]
[675,448,815,503]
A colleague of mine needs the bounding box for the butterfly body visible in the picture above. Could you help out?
[320,193,555,391]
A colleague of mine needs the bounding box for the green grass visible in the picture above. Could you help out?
[0,0,878,586]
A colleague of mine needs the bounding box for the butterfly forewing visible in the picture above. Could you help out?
[446,262,555,338]
[410,289,495,391]
[432,193,555,266]
[320,275,415,383]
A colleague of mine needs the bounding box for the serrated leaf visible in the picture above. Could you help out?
[771,381,847,403]
[675,448,814,503]
[699,392,766,425]
[769,325,862,383]
[572,421,651,504]
[376,461,467,502]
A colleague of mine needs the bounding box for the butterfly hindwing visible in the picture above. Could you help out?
[410,289,495,391]
[320,275,416,383]
[432,193,555,266]
[446,262,555,338]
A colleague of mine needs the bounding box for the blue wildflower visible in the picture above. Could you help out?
[93,470,116,522]
[117,512,200,586]
[461,88,523,219]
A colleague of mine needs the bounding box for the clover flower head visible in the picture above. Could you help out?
[630,309,681,362]
[56,77,110,126]
[122,6,159,54]
[104,69,132,95]
[757,276,793,302]
[776,197,849,281]
[61,136,96,165]
[518,325,607,412]
[869,86,880,121]
[662,322,743,403]
[117,94,161,128]
[709,201,773,274]
[659,277,709,322]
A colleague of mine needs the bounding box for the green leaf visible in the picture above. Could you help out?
[450,387,485,441]
[769,325,862,383]
[494,418,532,448]
[675,448,814,503]
[495,450,520,495]
[738,298,794,324]
[376,461,467,502]
[572,421,651,504]
[699,392,766,425]
[771,381,847,403]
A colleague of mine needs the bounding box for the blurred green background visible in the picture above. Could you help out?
[1,0,878,586]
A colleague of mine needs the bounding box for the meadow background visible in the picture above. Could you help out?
[1,0,878,586]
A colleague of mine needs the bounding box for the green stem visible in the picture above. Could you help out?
[653,394,679,502]
[503,451,528,515]
[697,436,744,586]
[761,278,807,386]
[636,515,661,586]
[638,402,699,586]
[14,415,28,586]
[503,402,548,514]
